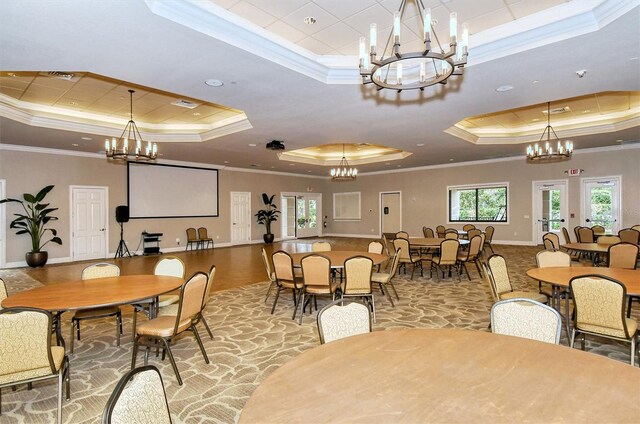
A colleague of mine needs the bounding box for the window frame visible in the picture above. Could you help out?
[333,192,361,221]
[446,182,510,224]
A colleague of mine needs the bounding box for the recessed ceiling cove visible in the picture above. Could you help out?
[0,71,252,143]
[278,143,411,166]
[446,91,640,145]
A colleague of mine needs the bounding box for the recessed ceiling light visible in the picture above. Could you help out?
[270,166,275,169]
[69,101,78,105]
[616,139,623,142]
[7,72,17,77]
[81,136,92,141]
[449,158,455,162]
[71,143,79,147]
[396,165,401,168]
[204,79,224,87]
[582,110,590,113]
[193,112,201,116]
[495,85,514,92]
[532,80,539,84]
[248,143,257,147]
[224,160,229,164]
[307,170,312,173]
[630,57,639,61]
[416,143,425,146]
[531,118,540,122]
[431,18,439,25]
[304,17,316,25]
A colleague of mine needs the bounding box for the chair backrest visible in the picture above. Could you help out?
[487,254,513,296]
[607,242,639,270]
[574,226,582,242]
[82,263,120,280]
[197,227,209,239]
[154,257,186,279]
[466,235,483,259]
[311,242,332,252]
[536,250,570,268]
[393,238,411,261]
[482,263,499,302]
[301,254,332,289]
[438,239,459,264]
[578,227,594,243]
[203,265,216,305]
[261,247,276,283]
[317,299,371,344]
[343,256,373,294]
[570,275,631,339]
[444,230,459,240]
[0,278,8,309]
[632,225,640,232]
[423,227,435,238]
[0,307,56,377]
[467,228,482,239]
[618,228,640,245]
[591,225,605,234]
[597,235,621,245]
[381,235,391,256]
[462,224,475,231]
[436,225,446,238]
[102,365,171,424]
[542,232,560,250]
[386,248,402,280]
[174,272,208,335]
[395,231,409,239]
[186,227,198,242]
[561,227,572,244]
[490,299,562,344]
[484,226,495,243]
[272,250,295,282]
[367,241,384,254]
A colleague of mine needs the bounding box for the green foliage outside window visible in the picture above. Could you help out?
[450,186,507,222]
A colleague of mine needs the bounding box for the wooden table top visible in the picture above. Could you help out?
[526,267,640,294]
[410,237,469,247]
[1,275,183,312]
[290,251,387,268]
[240,328,640,423]
[562,242,611,253]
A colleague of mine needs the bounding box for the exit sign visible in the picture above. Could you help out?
[566,168,583,176]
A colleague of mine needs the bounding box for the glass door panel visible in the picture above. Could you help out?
[583,178,621,234]
[534,181,567,244]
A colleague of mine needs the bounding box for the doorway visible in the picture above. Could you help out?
[581,176,622,233]
[70,186,109,261]
[296,194,322,238]
[532,180,568,244]
[0,179,5,267]
[380,191,402,236]
[230,192,251,244]
[281,196,297,239]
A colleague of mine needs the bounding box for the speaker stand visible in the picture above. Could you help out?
[114,222,131,259]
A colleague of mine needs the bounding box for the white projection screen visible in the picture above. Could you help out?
[127,163,219,218]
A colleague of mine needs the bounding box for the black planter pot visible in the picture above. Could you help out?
[263,233,275,244]
[26,251,48,268]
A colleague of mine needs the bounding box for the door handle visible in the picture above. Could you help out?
[100,228,105,231]
[233,223,236,225]
[585,218,591,222]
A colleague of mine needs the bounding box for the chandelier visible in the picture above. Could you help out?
[526,102,574,162]
[330,145,357,181]
[105,90,158,161]
[358,0,468,92]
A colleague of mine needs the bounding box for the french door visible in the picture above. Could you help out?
[582,176,621,233]
[296,194,321,238]
[70,186,108,261]
[533,180,568,244]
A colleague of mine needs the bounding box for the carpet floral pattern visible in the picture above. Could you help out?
[0,246,636,423]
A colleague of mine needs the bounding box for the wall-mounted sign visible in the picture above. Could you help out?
[564,168,584,176]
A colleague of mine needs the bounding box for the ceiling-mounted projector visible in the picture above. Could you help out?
[266,140,285,150]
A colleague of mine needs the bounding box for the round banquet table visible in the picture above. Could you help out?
[526,267,640,294]
[239,328,640,423]
[562,242,611,253]
[289,251,387,268]
[409,237,469,247]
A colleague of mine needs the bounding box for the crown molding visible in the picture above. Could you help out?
[144,0,636,84]
[277,151,412,166]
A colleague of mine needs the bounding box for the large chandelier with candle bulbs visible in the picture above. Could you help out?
[330,144,357,181]
[526,102,574,162]
[358,0,469,92]
[105,90,158,161]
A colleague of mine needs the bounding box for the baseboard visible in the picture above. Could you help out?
[322,233,381,239]
[4,256,73,269]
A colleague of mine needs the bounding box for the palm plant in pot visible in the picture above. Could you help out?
[0,185,62,267]
[255,193,280,243]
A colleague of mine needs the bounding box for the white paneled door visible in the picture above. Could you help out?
[0,179,5,267]
[71,187,108,261]
[582,176,622,233]
[533,180,568,244]
[231,192,251,244]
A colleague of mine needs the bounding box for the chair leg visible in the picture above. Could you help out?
[57,371,63,424]
[132,309,138,338]
[131,336,140,369]
[201,315,214,339]
[64,358,70,401]
[389,280,400,301]
[382,283,394,307]
[161,338,183,386]
[270,286,282,314]
[570,329,576,348]
[630,338,635,366]
[192,325,210,364]
[627,297,633,318]
[115,314,121,348]
[264,281,275,303]
[370,294,376,323]
[297,291,305,324]
[474,259,483,277]
[69,320,76,354]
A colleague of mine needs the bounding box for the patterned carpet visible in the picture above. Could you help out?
[0,245,636,423]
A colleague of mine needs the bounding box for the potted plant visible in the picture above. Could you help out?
[0,185,62,267]
[255,193,280,244]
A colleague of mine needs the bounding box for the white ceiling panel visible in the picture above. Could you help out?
[445,0,507,23]
[281,3,340,35]
[243,0,309,18]
[312,22,362,51]
[508,0,567,20]
[343,4,395,36]
[465,7,515,34]
[296,36,334,54]
[313,0,377,20]
[229,1,278,27]
[208,0,241,9]
[266,20,308,43]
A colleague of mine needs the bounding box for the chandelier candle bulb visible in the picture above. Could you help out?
[359,36,366,67]
[393,11,401,42]
[423,8,431,42]
[369,23,377,55]
[450,12,457,43]
[397,63,403,85]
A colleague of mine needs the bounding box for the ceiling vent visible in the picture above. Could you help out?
[171,99,200,109]
[45,71,75,81]
[543,106,571,115]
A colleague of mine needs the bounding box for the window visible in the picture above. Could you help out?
[448,183,508,223]
[333,192,361,220]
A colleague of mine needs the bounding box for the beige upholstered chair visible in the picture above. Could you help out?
[560,227,581,261]
[0,308,70,423]
[444,229,459,240]
[578,227,595,243]
[0,278,7,309]
[271,251,303,316]
[457,235,483,280]
[431,239,460,281]
[598,235,621,245]
[371,248,401,306]
[393,237,422,278]
[298,254,339,324]
[311,242,332,252]
[261,247,277,303]
[608,242,638,270]
[197,227,213,249]
[380,235,392,257]
[436,225,446,238]
[542,232,560,250]
[422,227,435,238]
[317,299,372,344]
[466,228,482,240]
[535,250,571,300]
[483,226,495,254]
[395,231,409,239]
[591,225,605,234]
[367,241,384,254]
[487,255,547,303]
[343,256,376,321]
[185,227,200,251]
[632,224,640,232]
[462,224,475,231]
[159,265,216,340]
[491,298,562,344]
[570,275,638,365]
[102,365,171,424]
[70,263,122,353]
[132,272,210,385]
[574,226,583,242]
[618,228,640,245]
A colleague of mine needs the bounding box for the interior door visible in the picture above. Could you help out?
[72,187,107,261]
[0,179,5,267]
[582,177,621,233]
[533,180,567,244]
[231,192,251,244]
[296,194,321,238]
[381,192,402,235]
